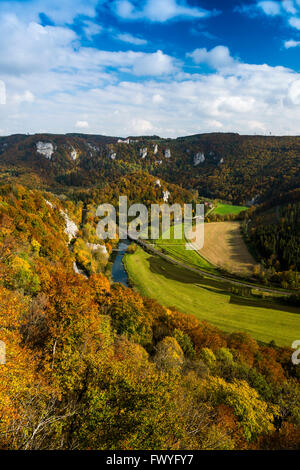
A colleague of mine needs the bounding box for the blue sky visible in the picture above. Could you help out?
[1,0,300,136]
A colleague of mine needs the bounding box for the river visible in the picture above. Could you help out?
[111,240,130,286]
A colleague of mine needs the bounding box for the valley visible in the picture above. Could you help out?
[0,132,299,450]
[124,246,299,346]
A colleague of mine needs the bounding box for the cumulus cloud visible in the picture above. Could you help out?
[76,120,89,128]
[0,14,177,79]
[258,1,281,16]
[130,118,153,133]
[115,33,147,45]
[111,0,212,22]
[3,50,300,137]
[12,90,35,104]
[282,0,297,14]
[83,21,102,39]
[0,0,100,25]
[287,79,300,104]
[132,50,178,75]
[3,2,300,138]
[187,46,235,70]
[284,39,300,47]
[289,16,300,28]
[240,1,300,31]
[0,81,6,105]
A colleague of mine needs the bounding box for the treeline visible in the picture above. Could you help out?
[1,133,300,204]
[72,171,197,207]
[0,184,299,450]
[249,202,300,275]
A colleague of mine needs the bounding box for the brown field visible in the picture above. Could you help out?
[190,221,259,275]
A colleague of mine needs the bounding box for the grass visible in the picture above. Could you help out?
[124,246,300,347]
[152,223,217,273]
[212,203,248,216]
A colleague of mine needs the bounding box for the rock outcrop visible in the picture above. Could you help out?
[70,148,78,161]
[194,152,205,165]
[163,190,170,203]
[73,261,88,279]
[164,148,171,159]
[60,210,78,242]
[108,150,117,160]
[139,147,148,159]
[86,243,108,256]
[36,142,54,160]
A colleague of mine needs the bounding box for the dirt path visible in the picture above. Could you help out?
[189,221,259,275]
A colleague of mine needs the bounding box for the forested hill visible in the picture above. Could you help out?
[0,183,299,450]
[1,132,300,204]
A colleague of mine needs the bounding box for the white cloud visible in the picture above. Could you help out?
[132,50,178,75]
[12,90,35,104]
[112,0,212,22]
[130,118,153,133]
[284,39,300,47]
[0,80,6,105]
[0,15,177,79]
[288,79,300,104]
[3,4,300,138]
[0,0,100,25]
[257,1,281,16]
[282,0,297,14]
[289,16,300,28]
[76,120,89,128]
[242,1,300,32]
[83,21,102,39]
[3,51,300,137]
[187,46,235,70]
[152,93,164,104]
[116,33,147,45]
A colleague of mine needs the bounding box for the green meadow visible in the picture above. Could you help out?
[124,246,300,347]
[211,203,248,216]
[152,223,217,273]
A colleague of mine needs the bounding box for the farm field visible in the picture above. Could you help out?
[153,223,217,273]
[211,203,248,216]
[190,221,258,276]
[124,246,300,346]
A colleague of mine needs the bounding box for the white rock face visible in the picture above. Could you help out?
[73,261,88,279]
[154,144,158,155]
[86,243,108,256]
[45,199,53,208]
[164,148,171,159]
[36,142,54,160]
[108,150,117,160]
[163,190,170,203]
[194,152,205,165]
[70,148,78,161]
[87,143,99,152]
[139,147,148,159]
[60,210,78,242]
